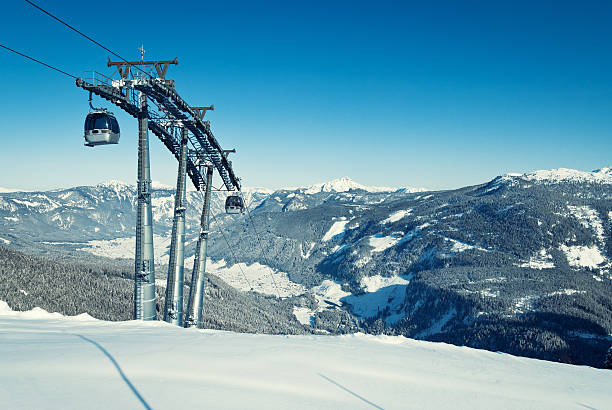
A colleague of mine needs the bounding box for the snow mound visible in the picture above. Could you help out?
[0,300,97,321]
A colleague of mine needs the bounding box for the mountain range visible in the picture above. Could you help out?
[1,168,611,367]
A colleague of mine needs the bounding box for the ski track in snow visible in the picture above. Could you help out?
[2,302,611,410]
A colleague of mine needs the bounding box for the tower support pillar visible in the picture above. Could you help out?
[134,91,156,320]
[184,165,213,328]
[164,126,188,325]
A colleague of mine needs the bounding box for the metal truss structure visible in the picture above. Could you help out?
[75,58,240,325]
[76,60,240,192]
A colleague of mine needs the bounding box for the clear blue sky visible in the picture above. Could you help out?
[0,0,610,191]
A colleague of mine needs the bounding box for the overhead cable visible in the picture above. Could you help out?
[0,43,77,78]
[201,191,281,332]
[24,0,151,78]
[241,194,284,298]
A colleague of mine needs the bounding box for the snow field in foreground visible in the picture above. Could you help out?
[1,302,611,410]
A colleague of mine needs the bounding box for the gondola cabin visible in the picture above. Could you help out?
[84,111,120,147]
[225,195,244,214]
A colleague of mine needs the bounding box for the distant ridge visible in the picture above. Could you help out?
[0,187,31,193]
[299,176,427,194]
[2,167,610,194]
[502,167,612,185]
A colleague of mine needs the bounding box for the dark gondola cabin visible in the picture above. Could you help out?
[225,195,244,214]
[84,111,120,147]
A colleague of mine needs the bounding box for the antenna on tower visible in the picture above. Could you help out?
[138,45,145,79]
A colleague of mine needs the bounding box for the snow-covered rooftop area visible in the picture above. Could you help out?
[2,302,610,409]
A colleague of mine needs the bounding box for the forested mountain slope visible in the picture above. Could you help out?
[1,169,611,367]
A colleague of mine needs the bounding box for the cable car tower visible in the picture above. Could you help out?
[76,53,241,327]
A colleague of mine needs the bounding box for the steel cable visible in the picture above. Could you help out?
[0,43,77,78]
[24,0,152,78]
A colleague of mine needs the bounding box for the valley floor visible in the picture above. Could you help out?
[1,302,610,410]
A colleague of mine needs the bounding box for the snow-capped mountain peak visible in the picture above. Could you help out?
[303,177,403,194]
[0,187,21,193]
[501,167,612,185]
[151,181,173,190]
[0,186,32,193]
[96,180,132,189]
[96,180,174,190]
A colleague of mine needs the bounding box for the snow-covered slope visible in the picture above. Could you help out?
[1,303,611,410]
